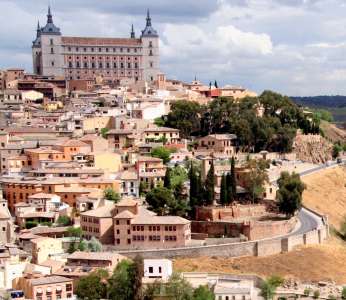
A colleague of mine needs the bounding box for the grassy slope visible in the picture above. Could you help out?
[320,120,346,144]
[174,166,346,283]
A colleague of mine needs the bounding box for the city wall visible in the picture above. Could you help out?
[118,225,328,259]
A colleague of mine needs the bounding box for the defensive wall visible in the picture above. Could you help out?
[117,209,328,259]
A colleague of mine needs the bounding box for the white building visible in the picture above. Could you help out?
[143,259,172,280]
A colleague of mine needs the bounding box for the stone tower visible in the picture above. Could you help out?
[141,9,160,83]
[32,6,64,76]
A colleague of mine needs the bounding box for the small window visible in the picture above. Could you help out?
[149,266,153,273]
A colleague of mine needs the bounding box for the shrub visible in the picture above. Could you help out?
[313,290,320,299]
[304,288,311,297]
[57,215,71,226]
[342,287,346,299]
[25,220,38,229]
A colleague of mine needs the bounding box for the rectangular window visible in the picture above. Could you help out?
[149,266,153,273]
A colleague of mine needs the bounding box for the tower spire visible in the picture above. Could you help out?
[36,20,41,37]
[146,9,152,27]
[131,24,135,38]
[47,5,53,24]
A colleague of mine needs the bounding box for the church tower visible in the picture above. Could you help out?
[32,6,64,76]
[141,9,160,83]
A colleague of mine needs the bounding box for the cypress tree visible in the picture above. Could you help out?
[226,172,232,204]
[204,160,215,206]
[164,167,172,189]
[230,156,237,202]
[220,174,227,205]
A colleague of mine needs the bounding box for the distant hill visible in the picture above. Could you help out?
[291,96,346,108]
[291,96,346,123]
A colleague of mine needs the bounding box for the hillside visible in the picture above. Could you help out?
[174,238,346,284]
[174,166,346,283]
[302,166,346,231]
[320,120,346,144]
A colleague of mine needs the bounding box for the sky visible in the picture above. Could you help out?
[1,0,346,96]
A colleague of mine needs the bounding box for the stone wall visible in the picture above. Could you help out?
[116,217,328,259]
[195,204,267,221]
[192,217,297,241]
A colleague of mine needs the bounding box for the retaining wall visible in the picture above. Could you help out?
[117,225,328,259]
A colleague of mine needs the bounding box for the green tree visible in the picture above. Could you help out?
[104,188,120,203]
[151,146,172,164]
[220,174,228,205]
[133,255,144,300]
[154,117,165,127]
[260,275,284,300]
[204,160,215,206]
[332,143,342,159]
[145,186,174,216]
[78,239,88,251]
[229,156,237,202]
[165,273,194,300]
[165,100,203,138]
[100,127,109,139]
[88,236,102,252]
[108,260,135,300]
[170,165,188,189]
[57,215,71,226]
[164,167,172,189]
[243,159,269,203]
[193,285,215,300]
[277,172,306,217]
[75,269,109,300]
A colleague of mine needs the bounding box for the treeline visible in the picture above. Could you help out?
[158,91,319,153]
[291,95,346,108]
[75,256,215,300]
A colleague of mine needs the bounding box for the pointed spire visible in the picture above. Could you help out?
[47,5,53,24]
[146,9,152,27]
[36,20,41,37]
[131,24,135,38]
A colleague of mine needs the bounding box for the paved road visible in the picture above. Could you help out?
[293,208,320,236]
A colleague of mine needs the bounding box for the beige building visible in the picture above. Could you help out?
[16,275,74,300]
[31,237,63,264]
[194,134,237,156]
[81,198,191,249]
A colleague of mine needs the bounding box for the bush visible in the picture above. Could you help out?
[25,220,38,229]
[304,288,311,297]
[57,215,71,226]
[342,287,346,299]
[313,290,320,299]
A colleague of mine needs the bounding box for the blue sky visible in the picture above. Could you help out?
[1,0,346,96]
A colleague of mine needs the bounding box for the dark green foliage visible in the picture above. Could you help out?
[25,221,38,229]
[165,100,204,138]
[277,172,306,217]
[154,116,165,127]
[229,156,237,202]
[133,255,144,300]
[100,127,109,139]
[163,91,320,153]
[104,188,120,203]
[220,174,228,205]
[204,160,215,206]
[193,285,215,300]
[75,269,109,300]
[151,146,172,164]
[164,167,172,189]
[57,215,71,226]
[146,187,174,216]
[332,143,342,159]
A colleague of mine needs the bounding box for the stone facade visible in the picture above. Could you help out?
[32,8,160,84]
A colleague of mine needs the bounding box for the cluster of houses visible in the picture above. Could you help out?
[0,68,290,299]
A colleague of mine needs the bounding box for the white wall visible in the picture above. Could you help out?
[144,259,172,279]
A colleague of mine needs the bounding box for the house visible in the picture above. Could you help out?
[31,237,63,264]
[80,198,191,249]
[143,259,172,280]
[194,134,237,156]
[15,275,74,300]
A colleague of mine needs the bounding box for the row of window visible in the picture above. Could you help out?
[68,56,138,61]
[68,62,139,69]
[81,216,99,224]
[132,235,177,242]
[82,226,99,233]
[66,46,141,53]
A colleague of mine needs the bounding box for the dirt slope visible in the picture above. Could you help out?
[302,166,346,231]
[174,238,346,284]
[320,120,346,143]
